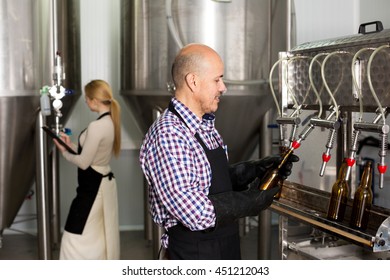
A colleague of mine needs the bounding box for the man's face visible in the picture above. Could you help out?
[196,55,227,116]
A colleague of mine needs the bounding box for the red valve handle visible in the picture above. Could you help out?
[378,164,387,174]
[292,141,301,150]
[346,158,356,167]
[322,153,331,162]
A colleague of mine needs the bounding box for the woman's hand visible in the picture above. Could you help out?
[53,133,72,153]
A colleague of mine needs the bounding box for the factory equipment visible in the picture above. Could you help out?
[120,0,293,163]
[120,0,295,258]
[270,21,390,259]
[0,0,81,258]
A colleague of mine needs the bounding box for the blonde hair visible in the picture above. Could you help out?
[84,79,121,157]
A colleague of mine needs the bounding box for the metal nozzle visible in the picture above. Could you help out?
[319,128,337,176]
[378,132,388,189]
[345,129,361,180]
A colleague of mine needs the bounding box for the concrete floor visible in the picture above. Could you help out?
[0,227,278,260]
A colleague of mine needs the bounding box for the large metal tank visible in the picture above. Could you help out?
[0,0,81,235]
[120,0,294,163]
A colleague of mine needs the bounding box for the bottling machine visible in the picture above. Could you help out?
[271,21,390,260]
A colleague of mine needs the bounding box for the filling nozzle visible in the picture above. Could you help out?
[291,106,340,176]
[345,108,386,181]
[345,129,361,180]
[291,122,314,151]
[289,109,337,151]
[352,113,389,189]
[276,115,301,149]
[288,106,303,148]
[377,108,389,190]
[312,118,340,177]
[378,131,388,189]
[319,127,338,176]
[309,107,341,176]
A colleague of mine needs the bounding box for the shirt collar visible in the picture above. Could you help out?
[171,97,216,134]
[200,114,216,134]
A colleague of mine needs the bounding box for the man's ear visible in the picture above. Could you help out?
[185,73,198,92]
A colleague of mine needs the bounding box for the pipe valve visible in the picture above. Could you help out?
[49,52,66,101]
[276,116,301,149]
[353,121,389,189]
[345,129,361,180]
[320,127,338,176]
[346,108,388,183]
[378,130,389,189]
[46,51,67,134]
[292,122,314,150]
[309,110,340,176]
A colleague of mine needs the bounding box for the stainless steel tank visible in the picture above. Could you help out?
[120,0,293,163]
[0,0,81,234]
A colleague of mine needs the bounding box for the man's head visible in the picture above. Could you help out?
[171,43,227,118]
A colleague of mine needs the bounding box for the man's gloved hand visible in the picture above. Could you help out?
[209,179,281,228]
[229,154,299,190]
[246,177,281,211]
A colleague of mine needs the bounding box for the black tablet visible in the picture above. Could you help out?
[42,126,78,155]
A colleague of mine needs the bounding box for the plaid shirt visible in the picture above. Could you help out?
[139,97,228,247]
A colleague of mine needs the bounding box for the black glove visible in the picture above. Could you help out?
[229,154,299,190]
[209,179,280,228]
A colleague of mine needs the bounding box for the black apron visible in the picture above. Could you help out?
[167,102,241,260]
[64,112,114,234]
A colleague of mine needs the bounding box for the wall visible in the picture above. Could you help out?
[360,0,390,29]
[294,0,358,45]
[294,0,390,46]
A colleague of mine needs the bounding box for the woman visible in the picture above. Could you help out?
[54,79,121,259]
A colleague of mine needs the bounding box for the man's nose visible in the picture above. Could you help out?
[220,82,227,94]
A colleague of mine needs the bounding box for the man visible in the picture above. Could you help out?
[139,43,298,260]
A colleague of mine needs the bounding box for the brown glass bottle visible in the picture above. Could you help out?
[327,161,349,222]
[350,161,373,230]
[259,147,294,192]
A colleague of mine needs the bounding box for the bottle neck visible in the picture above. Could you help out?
[359,162,373,189]
[278,147,294,169]
[337,162,348,181]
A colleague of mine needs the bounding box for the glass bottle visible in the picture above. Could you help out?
[40,86,51,116]
[259,147,294,193]
[350,161,373,230]
[327,161,349,222]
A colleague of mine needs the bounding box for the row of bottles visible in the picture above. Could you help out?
[255,145,373,230]
[327,160,373,230]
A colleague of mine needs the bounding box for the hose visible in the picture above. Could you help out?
[308,53,328,118]
[285,56,312,110]
[351,47,376,122]
[321,51,352,119]
[367,44,390,123]
[269,55,313,117]
[269,57,286,116]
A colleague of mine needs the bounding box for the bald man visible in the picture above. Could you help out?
[139,44,298,260]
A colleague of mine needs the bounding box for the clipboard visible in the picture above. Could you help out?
[42,125,78,155]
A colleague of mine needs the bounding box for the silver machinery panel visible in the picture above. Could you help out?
[271,22,390,259]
